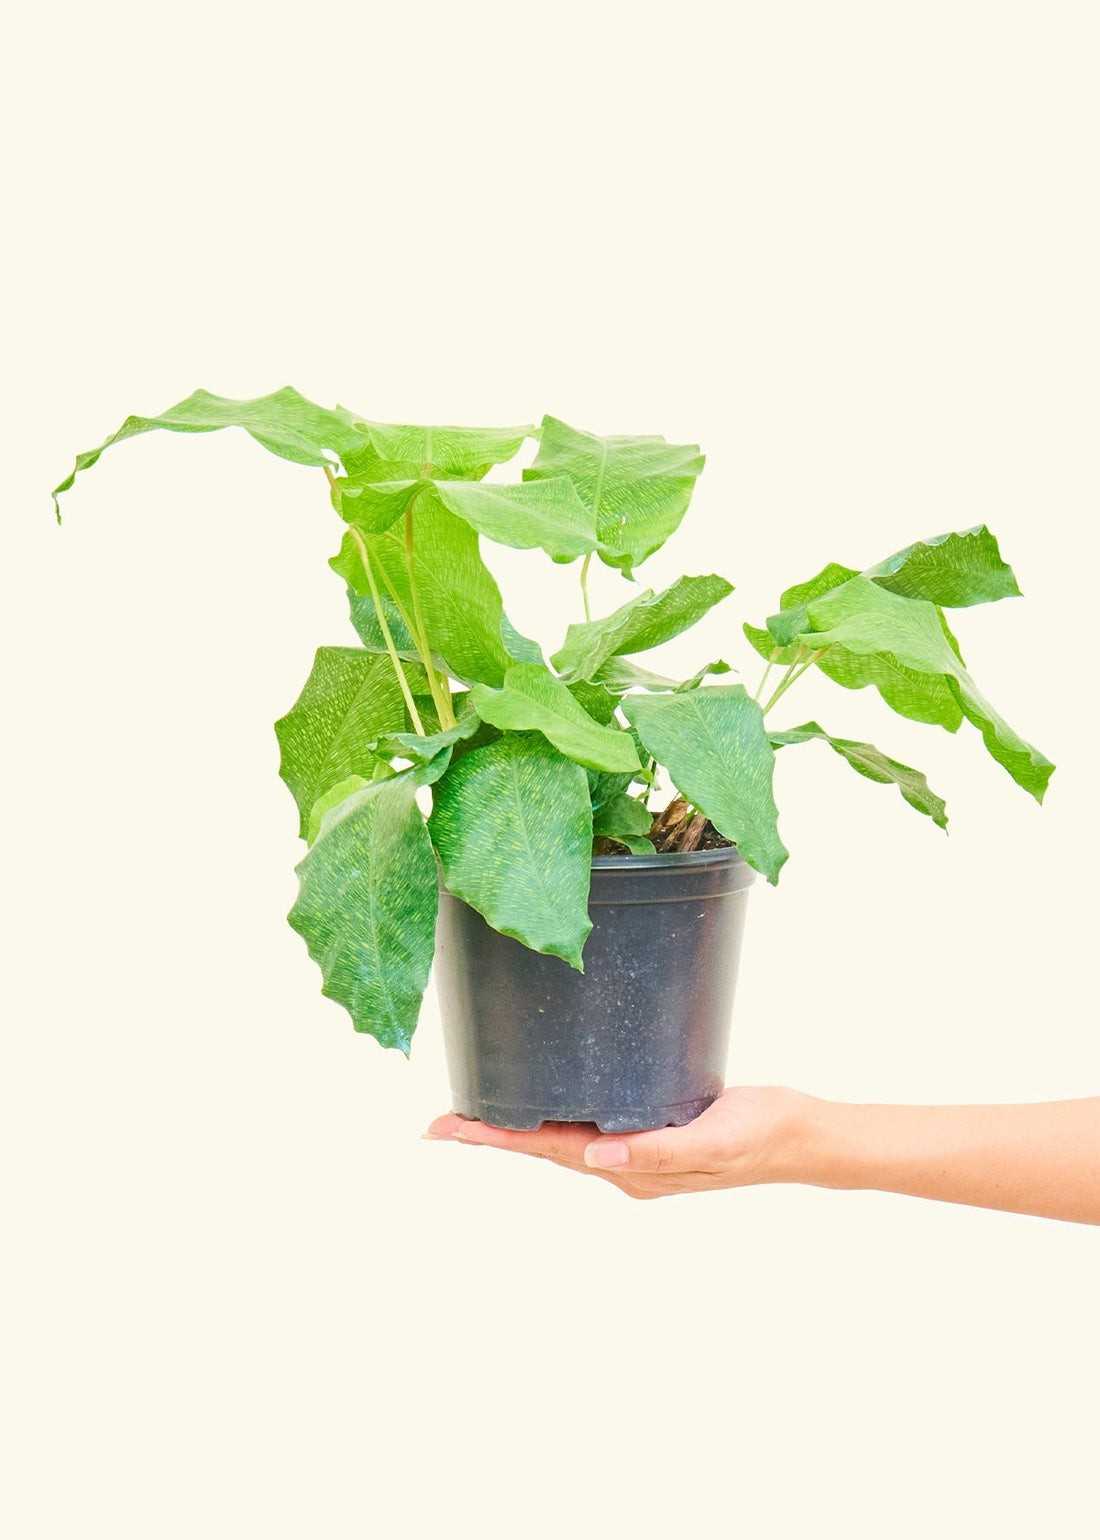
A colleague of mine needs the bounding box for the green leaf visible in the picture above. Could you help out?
[429,735,594,969]
[623,686,787,883]
[288,771,438,1053]
[432,479,597,562]
[52,386,370,518]
[346,586,422,662]
[864,526,1021,607]
[333,476,597,564]
[587,767,638,812]
[567,678,621,724]
[375,708,483,762]
[275,648,409,838]
[592,792,653,841]
[768,722,948,829]
[331,477,425,534]
[471,664,640,773]
[524,415,705,574]
[800,578,1054,799]
[596,656,732,692]
[343,419,534,479]
[552,574,733,681]
[743,622,794,665]
[332,498,514,686]
[501,614,545,666]
[306,775,372,846]
[766,563,859,648]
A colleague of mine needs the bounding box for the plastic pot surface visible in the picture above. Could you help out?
[434,848,755,1133]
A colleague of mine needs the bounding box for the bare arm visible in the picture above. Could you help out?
[426,1088,1100,1224]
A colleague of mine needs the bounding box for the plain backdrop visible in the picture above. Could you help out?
[2,3,1097,1536]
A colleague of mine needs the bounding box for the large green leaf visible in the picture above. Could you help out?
[748,561,966,729]
[52,386,370,518]
[432,479,596,561]
[863,526,1021,607]
[769,722,948,829]
[524,415,705,574]
[799,578,1054,799]
[332,498,514,686]
[333,476,597,563]
[340,419,533,478]
[471,664,640,773]
[429,735,594,969]
[552,574,733,681]
[623,686,787,883]
[287,771,438,1053]
[275,648,409,838]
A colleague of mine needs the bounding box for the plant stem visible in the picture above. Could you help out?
[347,526,425,737]
[580,552,593,622]
[405,490,456,729]
[753,649,781,703]
[761,647,828,716]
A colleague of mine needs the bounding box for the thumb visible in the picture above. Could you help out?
[584,1127,685,1173]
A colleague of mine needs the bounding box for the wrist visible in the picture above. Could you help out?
[764,1093,865,1189]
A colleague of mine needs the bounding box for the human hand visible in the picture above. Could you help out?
[425,1086,818,1200]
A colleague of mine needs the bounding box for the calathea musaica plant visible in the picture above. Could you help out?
[53,389,1054,1051]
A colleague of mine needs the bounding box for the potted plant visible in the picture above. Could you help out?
[51,388,1054,1131]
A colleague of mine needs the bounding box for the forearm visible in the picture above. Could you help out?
[789,1097,1100,1225]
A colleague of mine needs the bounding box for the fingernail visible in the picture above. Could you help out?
[453,1125,487,1143]
[421,1132,448,1141]
[585,1140,630,1169]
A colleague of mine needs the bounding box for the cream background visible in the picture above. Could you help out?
[3,3,1098,1536]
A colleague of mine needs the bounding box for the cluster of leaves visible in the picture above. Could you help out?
[53,388,1053,1053]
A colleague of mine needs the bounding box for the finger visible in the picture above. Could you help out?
[424,1112,470,1140]
[452,1120,599,1162]
[583,1125,695,1174]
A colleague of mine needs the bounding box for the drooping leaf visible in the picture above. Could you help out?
[596,656,732,692]
[592,792,654,842]
[432,479,597,562]
[751,561,967,728]
[863,526,1021,607]
[52,386,371,518]
[429,734,593,969]
[332,498,514,686]
[524,415,705,574]
[375,706,483,762]
[799,578,1054,799]
[623,686,788,883]
[768,722,948,829]
[275,648,409,838]
[470,664,640,773]
[288,771,438,1053]
[552,574,733,681]
[340,419,534,479]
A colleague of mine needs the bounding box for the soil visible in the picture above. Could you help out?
[593,797,735,858]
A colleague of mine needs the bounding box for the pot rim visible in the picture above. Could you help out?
[590,845,744,871]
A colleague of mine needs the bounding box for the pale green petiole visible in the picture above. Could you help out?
[347,525,426,737]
